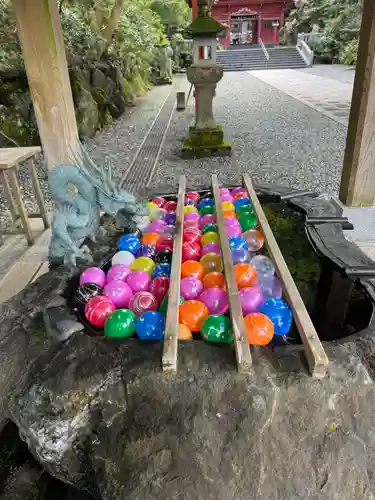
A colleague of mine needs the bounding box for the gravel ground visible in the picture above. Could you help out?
[149,71,347,196]
[0,84,173,229]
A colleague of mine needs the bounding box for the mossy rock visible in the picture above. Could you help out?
[0,105,35,146]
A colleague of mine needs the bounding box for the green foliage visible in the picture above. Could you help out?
[149,0,190,32]
[340,38,359,65]
[0,0,21,73]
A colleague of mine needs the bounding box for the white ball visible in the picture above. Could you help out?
[112,251,135,267]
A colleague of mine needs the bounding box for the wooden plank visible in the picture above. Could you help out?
[28,158,50,229]
[0,262,43,304]
[242,173,329,379]
[0,147,41,169]
[212,175,253,375]
[339,0,375,206]
[162,176,186,373]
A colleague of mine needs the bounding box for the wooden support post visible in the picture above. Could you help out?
[162,176,186,373]
[242,174,329,379]
[212,175,253,375]
[339,0,375,206]
[12,0,79,170]
[192,0,198,20]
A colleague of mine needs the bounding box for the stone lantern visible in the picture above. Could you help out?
[183,9,232,156]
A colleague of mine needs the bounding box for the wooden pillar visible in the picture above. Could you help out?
[192,0,198,20]
[339,0,375,206]
[12,0,79,170]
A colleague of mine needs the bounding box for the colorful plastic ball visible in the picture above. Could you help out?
[125,271,151,293]
[202,243,221,256]
[131,257,156,276]
[117,234,141,255]
[179,300,209,332]
[229,236,248,250]
[156,249,173,265]
[151,197,165,208]
[184,197,196,207]
[200,214,216,228]
[106,264,131,283]
[181,260,205,281]
[202,223,218,234]
[185,191,200,203]
[239,213,257,232]
[225,216,241,228]
[103,280,134,308]
[183,227,202,245]
[231,187,246,196]
[80,267,106,288]
[260,298,292,336]
[185,212,200,224]
[231,248,251,265]
[152,263,171,279]
[226,224,242,238]
[74,283,103,314]
[198,199,214,210]
[234,197,252,211]
[199,287,229,315]
[203,272,226,289]
[234,191,250,200]
[135,245,157,260]
[201,231,220,247]
[200,252,224,274]
[164,201,177,213]
[146,201,158,217]
[129,291,158,317]
[135,312,165,340]
[243,229,264,252]
[222,201,235,212]
[156,235,174,253]
[236,205,254,219]
[220,192,234,203]
[199,205,215,216]
[201,315,232,343]
[182,241,202,262]
[184,206,199,215]
[141,232,160,246]
[223,208,235,218]
[180,277,203,300]
[250,255,275,278]
[147,220,167,234]
[257,275,283,300]
[234,263,257,289]
[85,295,116,327]
[112,253,135,268]
[163,225,175,237]
[184,219,200,230]
[178,324,193,340]
[149,276,170,304]
[159,295,184,316]
[104,309,136,338]
[150,208,167,221]
[239,287,264,315]
[165,212,177,225]
[244,313,274,345]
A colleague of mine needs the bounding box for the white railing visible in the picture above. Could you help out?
[259,38,269,61]
[297,36,314,66]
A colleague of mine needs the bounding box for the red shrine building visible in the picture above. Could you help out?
[212,0,291,48]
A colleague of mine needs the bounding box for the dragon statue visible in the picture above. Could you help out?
[48,146,147,266]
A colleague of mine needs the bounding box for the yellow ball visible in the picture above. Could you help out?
[146,202,158,220]
[201,231,220,247]
[222,201,235,212]
[184,206,199,215]
[131,257,155,276]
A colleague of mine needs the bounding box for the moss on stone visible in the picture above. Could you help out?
[182,138,232,158]
[186,16,227,37]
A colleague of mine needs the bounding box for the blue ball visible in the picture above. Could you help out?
[118,234,141,254]
[229,236,248,250]
[197,198,214,210]
[234,198,252,211]
[136,312,165,340]
[136,244,157,260]
[231,247,251,265]
[260,298,292,336]
[152,263,171,279]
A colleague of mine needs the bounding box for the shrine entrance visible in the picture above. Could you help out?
[230,9,259,46]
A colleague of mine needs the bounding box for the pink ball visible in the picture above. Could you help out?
[103,280,133,308]
[80,267,106,287]
[202,243,221,256]
[184,220,200,230]
[226,224,242,238]
[185,213,200,223]
[126,271,151,293]
[225,216,241,227]
[129,291,158,317]
[180,277,203,300]
[106,264,131,282]
[199,287,229,315]
[219,188,231,195]
[200,214,216,228]
[147,220,167,234]
[239,287,264,315]
[221,192,234,203]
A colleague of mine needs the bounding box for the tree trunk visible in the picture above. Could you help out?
[101,0,125,43]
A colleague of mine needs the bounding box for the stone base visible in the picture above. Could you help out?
[182,126,232,158]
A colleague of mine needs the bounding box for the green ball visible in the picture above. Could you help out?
[159,295,184,317]
[201,315,233,344]
[236,205,254,218]
[104,309,136,338]
[199,205,216,216]
[202,223,218,234]
[239,212,257,232]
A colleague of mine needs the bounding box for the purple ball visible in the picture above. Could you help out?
[180,277,203,300]
[239,287,264,315]
[80,267,106,287]
[147,220,167,234]
[231,248,251,265]
[126,271,151,293]
[199,287,229,315]
[202,243,221,256]
[200,214,216,228]
[231,187,246,196]
[136,245,157,259]
[103,280,133,308]
[221,192,234,203]
[165,213,177,225]
[226,224,242,238]
[184,197,196,206]
[106,264,131,283]
[257,275,283,300]
[163,225,175,236]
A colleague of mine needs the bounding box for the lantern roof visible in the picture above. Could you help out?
[185,15,227,38]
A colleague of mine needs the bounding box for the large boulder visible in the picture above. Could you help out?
[70,68,100,138]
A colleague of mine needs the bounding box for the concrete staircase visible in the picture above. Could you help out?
[216,46,308,72]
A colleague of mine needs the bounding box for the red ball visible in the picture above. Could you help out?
[85,295,116,327]
[185,191,200,203]
[164,201,177,213]
[151,197,166,208]
[183,227,202,245]
[182,241,202,262]
[156,235,174,252]
[184,220,200,230]
[150,276,170,304]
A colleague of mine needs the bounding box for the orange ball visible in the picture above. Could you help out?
[179,300,209,332]
[244,313,274,345]
[223,209,235,218]
[181,260,205,281]
[178,323,193,340]
[141,232,160,246]
[234,263,257,289]
[203,272,226,289]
